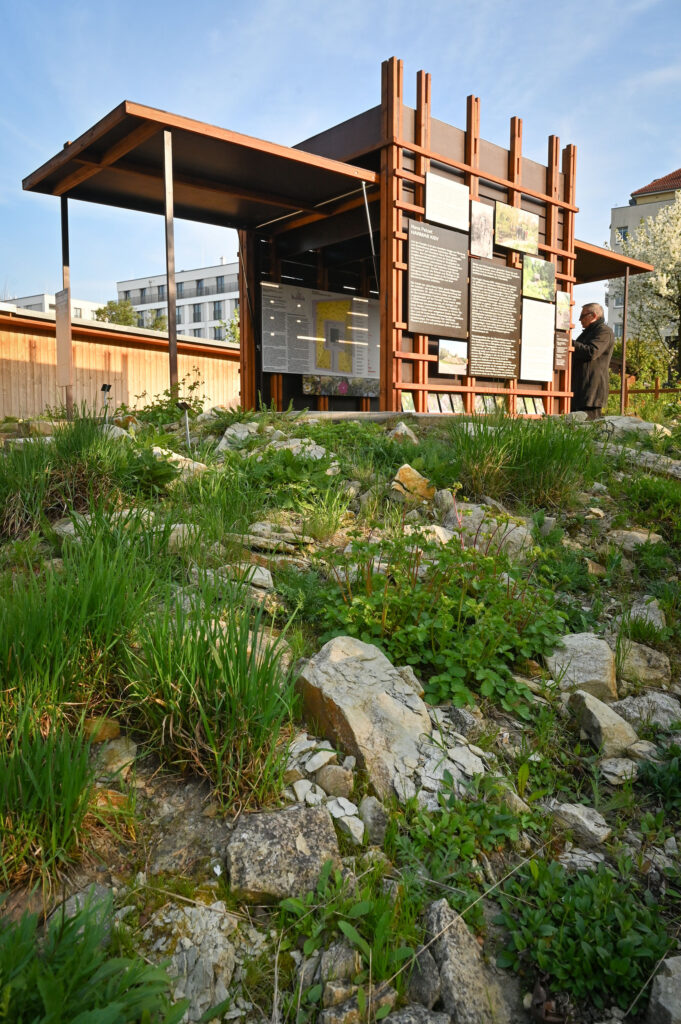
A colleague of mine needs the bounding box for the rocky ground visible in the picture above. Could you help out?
[2,409,681,1024]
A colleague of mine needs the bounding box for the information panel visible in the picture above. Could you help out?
[469,262,521,378]
[261,283,379,378]
[408,221,468,339]
[554,333,569,371]
[425,173,470,232]
[520,299,555,382]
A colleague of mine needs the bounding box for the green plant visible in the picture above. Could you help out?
[0,713,95,892]
[0,896,186,1022]
[316,536,566,718]
[637,743,681,812]
[123,586,296,808]
[497,856,673,1010]
[127,368,206,426]
[618,474,681,544]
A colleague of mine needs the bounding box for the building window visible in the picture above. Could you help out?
[615,227,629,244]
[73,307,82,318]
[193,303,202,322]
[177,281,184,298]
[123,290,130,301]
[140,287,147,302]
[137,315,145,328]
[176,306,183,325]
[196,279,204,296]
[213,301,223,320]
[213,326,225,341]
[191,328,203,338]
[158,284,166,300]
[614,324,623,338]
[217,275,224,292]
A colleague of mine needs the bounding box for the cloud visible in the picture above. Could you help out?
[623,63,681,93]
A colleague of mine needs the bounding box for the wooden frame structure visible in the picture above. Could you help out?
[23,57,652,416]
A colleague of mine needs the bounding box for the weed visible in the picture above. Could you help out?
[497,856,673,1010]
[637,743,681,813]
[0,896,186,1022]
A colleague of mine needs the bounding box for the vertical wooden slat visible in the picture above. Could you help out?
[545,134,561,416]
[238,229,257,410]
[465,95,480,200]
[380,56,403,411]
[413,69,431,413]
[163,130,178,393]
[562,143,577,415]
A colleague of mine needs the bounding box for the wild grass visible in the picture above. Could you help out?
[122,584,296,810]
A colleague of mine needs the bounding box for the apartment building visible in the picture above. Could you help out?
[117,260,239,344]
[7,293,105,321]
[607,167,681,337]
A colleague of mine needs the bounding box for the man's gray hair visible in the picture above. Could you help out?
[582,302,604,319]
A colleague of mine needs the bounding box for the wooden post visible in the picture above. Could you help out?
[238,229,258,410]
[163,130,178,394]
[620,266,630,415]
[59,195,74,418]
[413,69,431,413]
[380,57,403,411]
[562,143,577,415]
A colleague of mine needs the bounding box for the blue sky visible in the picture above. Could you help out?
[1,0,680,310]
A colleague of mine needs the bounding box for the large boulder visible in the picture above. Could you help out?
[297,637,432,801]
[425,899,510,1024]
[225,805,340,901]
[569,690,638,757]
[552,803,611,846]
[546,633,617,701]
[646,955,681,1024]
[612,692,681,733]
[606,528,664,553]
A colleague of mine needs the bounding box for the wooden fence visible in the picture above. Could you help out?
[609,375,681,411]
[0,309,240,419]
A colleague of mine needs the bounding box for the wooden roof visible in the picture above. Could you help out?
[574,238,653,283]
[23,101,379,231]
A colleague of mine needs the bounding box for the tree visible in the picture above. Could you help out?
[219,306,240,346]
[94,299,138,326]
[610,191,681,377]
[145,310,168,332]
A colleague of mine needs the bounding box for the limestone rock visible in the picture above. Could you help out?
[316,764,354,799]
[152,446,207,479]
[425,899,509,1024]
[336,815,365,845]
[617,641,671,687]
[552,803,612,846]
[599,758,638,785]
[407,945,441,1009]
[319,983,397,1024]
[143,900,237,1022]
[167,523,199,553]
[612,692,681,732]
[603,415,671,439]
[387,1009,451,1024]
[569,690,639,757]
[98,736,137,780]
[216,421,259,451]
[443,501,532,561]
[606,528,664,553]
[225,805,340,901]
[546,633,617,701]
[630,596,666,629]
[646,955,681,1024]
[391,464,435,502]
[320,940,361,984]
[297,636,432,801]
[388,422,418,444]
[268,436,327,460]
[358,796,389,846]
[433,489,455,515]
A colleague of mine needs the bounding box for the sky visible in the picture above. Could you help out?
[1,0,680,311]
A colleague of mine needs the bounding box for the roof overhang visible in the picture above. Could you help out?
[23,101,379,232]
[574,238,653,284]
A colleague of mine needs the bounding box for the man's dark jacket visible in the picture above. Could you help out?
[571,317,615,411]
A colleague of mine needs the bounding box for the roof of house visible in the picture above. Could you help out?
[632,167,681,198]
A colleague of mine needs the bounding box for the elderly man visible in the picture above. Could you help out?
[571,302,615,419]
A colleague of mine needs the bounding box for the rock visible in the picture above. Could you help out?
[336,815,365,846]
[216,421,259,450]
[305,784,326,806]
[50,883,112,930]
[425,899,509,1024]
[443,501,532,561]
[447,744,485,778]
[221,562,273,590]
[569,690,639,757]
[599,758,638,785]
[152,446,207,479]
[606,528,664,553]
[546,633,617,701]
[396,665,425,697]
[498,786,531,815]
[407,945,441,1009]
[323,981,358,1008]
[225,805,340,901]
[433,489,455,515]
[446,706,484,739]
[628,739,660,761]
[552,803,612,846]
[386,1009,451,1024]
[320,940,361,983]
[100,423,131,440]
[83,717,120,742]
[613,692,681,732]
[388,422,418,444]
[297,636,432,801]
[646,955,681,1024]
[603,415,671,439]
[319,983,397,1024]
[630,596,666,629]
[326,797,359,818]
[305,749,338,773]
[167,523,199,553]
[144,900,237,1022]
[293,779,313,802]
[358,796,389,846]
[391,465,436,502]
[98,736,137,779]
[316,764,354,799]
[268,437,328,460]
[616,641,671,688]
[559,847,606,871]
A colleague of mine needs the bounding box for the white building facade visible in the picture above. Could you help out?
[7,293,105,321]
[607,168,681,338]
[117,261,239,344]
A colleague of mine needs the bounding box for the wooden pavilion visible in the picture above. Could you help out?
[23,57,652,416]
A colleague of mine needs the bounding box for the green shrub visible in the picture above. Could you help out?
[637,743,681,812]
[317,536,566,718]
[0,897,185,1022]
[624,474,681,544]
[497,857,673,1010]
[123,587,296,808]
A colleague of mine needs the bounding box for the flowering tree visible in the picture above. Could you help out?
[610,192,681,376]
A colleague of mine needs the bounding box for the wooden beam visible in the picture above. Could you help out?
[54,121,160,196]
[163,131,178,391]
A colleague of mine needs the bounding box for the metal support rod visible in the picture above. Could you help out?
[163,130,178,393]
[620,266,630,415]
[60,195,74,419]
[361,182,379,290]
[183,408,191,452]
